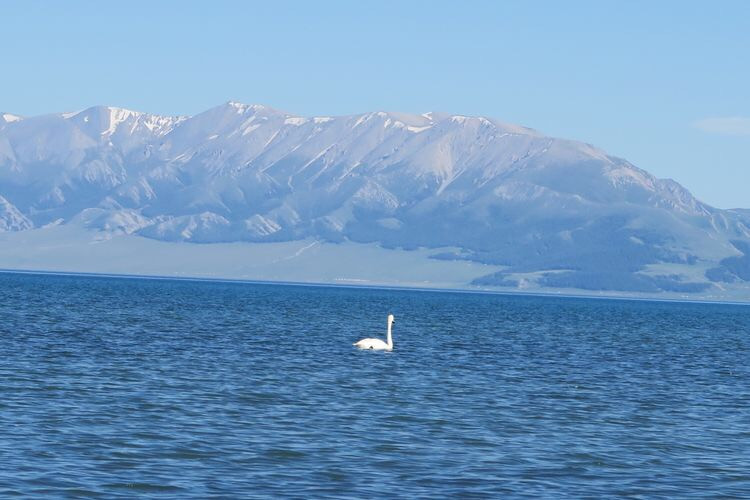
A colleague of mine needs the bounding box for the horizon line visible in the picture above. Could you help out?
[2,267,748,308]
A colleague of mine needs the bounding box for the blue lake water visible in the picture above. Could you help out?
[2,271,750,498]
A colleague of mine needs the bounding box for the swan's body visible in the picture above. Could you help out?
[354,314,395,351]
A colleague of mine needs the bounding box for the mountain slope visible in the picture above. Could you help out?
[0,195,32,232]
[0,102,748,293]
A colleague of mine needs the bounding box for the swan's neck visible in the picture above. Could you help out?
[386,320,393,348]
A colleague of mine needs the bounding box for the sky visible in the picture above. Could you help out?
[2,1,749,208]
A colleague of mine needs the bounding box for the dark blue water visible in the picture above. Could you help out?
[2,272,750,498]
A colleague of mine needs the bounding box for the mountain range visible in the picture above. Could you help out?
[1,102,749,294]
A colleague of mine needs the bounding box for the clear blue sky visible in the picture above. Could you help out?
[3,1,749,208]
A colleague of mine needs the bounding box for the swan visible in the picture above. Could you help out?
[353,314,395,351]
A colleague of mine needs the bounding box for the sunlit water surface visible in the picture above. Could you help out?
[2,272,750,497]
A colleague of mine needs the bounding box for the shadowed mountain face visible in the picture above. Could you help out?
[1,103,749,292]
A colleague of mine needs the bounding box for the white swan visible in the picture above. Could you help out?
[353,314,395,351]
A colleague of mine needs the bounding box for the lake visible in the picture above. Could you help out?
[2,272,749,497]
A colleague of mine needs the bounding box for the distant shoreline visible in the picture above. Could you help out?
[3,267,748,308]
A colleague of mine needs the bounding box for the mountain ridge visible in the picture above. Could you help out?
[1,102,748,294]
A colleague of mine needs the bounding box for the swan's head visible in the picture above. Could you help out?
[388,314,395,325]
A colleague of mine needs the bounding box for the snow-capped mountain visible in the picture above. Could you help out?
[1,102,749,293]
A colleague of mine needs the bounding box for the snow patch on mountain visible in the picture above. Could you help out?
[0,195,33,231]
[1,113,22,124]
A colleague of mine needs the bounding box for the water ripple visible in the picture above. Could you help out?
[1,272,750,497]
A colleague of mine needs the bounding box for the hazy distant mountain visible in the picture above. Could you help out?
[1,102,749,293]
